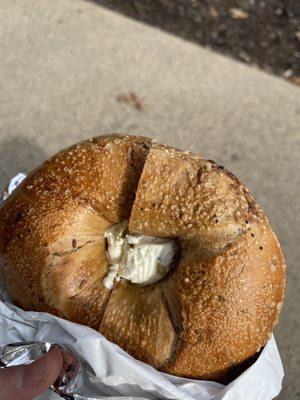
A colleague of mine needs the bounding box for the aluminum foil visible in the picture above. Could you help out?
[0,174,284,400]
[0,341,110,400]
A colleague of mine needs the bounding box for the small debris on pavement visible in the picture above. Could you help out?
[116,92,145,110]
[229,8,249,20]
[283,69,293,78]
[209,6,219,18]
[288,76,300,86]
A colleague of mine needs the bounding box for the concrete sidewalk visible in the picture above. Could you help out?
[0,0,299,398]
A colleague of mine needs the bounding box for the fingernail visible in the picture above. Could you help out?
[15,353,52,390]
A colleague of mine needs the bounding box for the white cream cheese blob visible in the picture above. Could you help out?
[103,221,178,289]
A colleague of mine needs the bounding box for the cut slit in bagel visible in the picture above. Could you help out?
[0,135,285,381]
[100,280,177,369]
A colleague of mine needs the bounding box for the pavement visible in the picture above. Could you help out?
[0,0,299,398]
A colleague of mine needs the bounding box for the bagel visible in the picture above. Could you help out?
[0,134,285,381]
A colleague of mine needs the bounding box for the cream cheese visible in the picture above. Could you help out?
[103,222,178,289]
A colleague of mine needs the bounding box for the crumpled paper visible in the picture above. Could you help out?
[0,174,284,400]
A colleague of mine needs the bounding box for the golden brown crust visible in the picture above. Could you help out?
[43,205,111,328]
[0,134,285,381]
[129,144,264,254]
[163,223,285,379]
[0,134,152,327]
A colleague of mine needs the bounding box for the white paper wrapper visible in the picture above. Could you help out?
[0,174,284,400]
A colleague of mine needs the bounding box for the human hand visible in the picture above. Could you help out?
[0,348,63,400]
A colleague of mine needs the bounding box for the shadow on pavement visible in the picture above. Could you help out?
[0,135,47,189]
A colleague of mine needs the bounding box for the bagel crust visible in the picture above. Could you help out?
[0,134,285,381]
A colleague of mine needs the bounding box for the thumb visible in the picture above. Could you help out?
[0,347,63,400]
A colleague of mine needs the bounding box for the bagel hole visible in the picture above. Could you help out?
[103,221,180,289]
